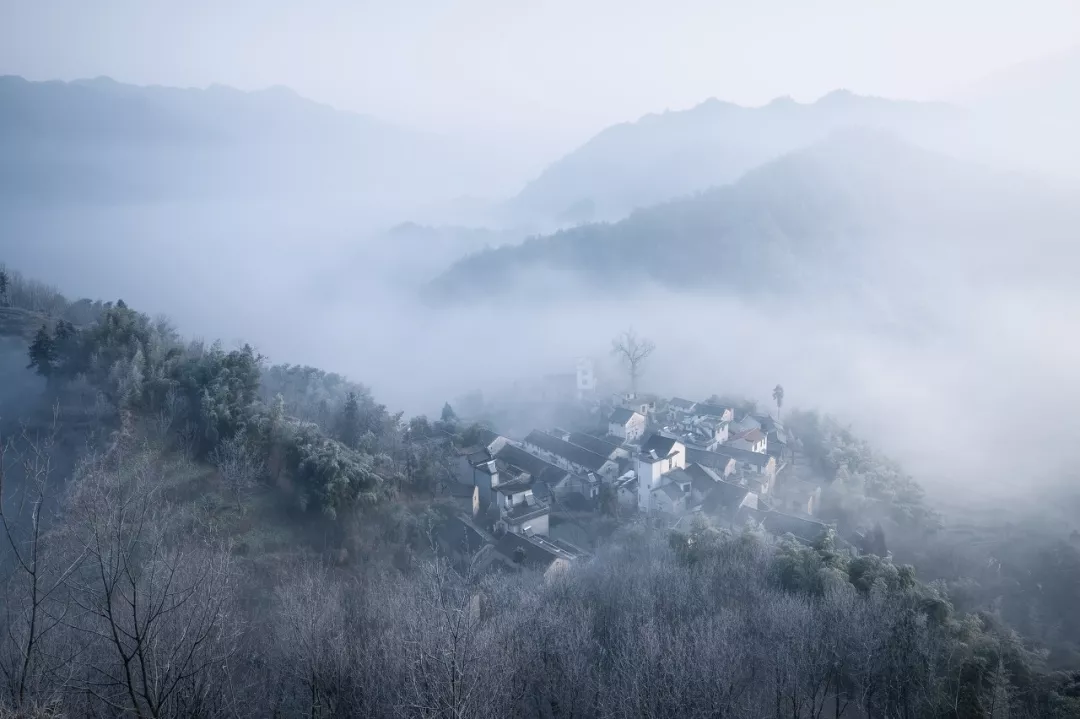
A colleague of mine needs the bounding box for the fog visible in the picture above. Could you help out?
[2,3,1080,522]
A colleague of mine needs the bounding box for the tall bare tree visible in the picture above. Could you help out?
[62,450,242,718]
[0,414,85,710]
[611,329,656,396]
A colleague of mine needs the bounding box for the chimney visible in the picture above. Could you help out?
[649,449,659,460]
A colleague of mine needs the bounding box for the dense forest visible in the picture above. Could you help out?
[2,264,1080,718]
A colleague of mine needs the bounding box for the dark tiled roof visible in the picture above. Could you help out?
[641,434,679,460]
[684,463,722,494]
[670,397,697,410]
[495,444,564,482]
[658,482,687,502]
[701,445,773,468]
[436,517,491,557]
[694,403,732,418]
[524,431,610,473]
[760,511,829,544]
[494,533,575,571]
[701,480,753,516]
[608,407,640,425]
[567,432,621,458]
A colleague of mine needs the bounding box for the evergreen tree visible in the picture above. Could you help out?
[337,391,362,449]
[0,268,8,306]
[26,324,56,378]
[440,402,458,423]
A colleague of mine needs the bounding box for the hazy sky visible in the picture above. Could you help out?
[2,1,1079,152]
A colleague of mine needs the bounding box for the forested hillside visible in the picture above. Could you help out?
[432,132,1079,303]
[506,91,966,224]
[2,264,1080,717]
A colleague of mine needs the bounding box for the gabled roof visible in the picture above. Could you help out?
[524,430,611,473]
[640,433,680,460]
[436,516,491,557]
[704,445,773,468]
[657,482,688,502]
[494,532,578,571]
[567,432,621,458]
[733,428,766,443]
[683,463,723,494]
[669,397,697,411]
[694,403,732,418]
[701,481,754,516]
[608,407,642,425]
[760,511,829,544]
[494,443,569,485]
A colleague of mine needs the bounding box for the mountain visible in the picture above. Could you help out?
[0,76,483,207]
[504,91,968,225]
[431,130,1079,304]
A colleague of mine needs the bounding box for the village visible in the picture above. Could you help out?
[432,350,841,578]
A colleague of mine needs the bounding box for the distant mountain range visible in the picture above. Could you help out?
[503,91,969,226]
[431,130,1079,303]
[0,76,489,207]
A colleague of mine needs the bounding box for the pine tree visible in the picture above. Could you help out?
[441,402,458,423]
[27,325,56,378]
[0,268,8,306]
[337,391,362,449]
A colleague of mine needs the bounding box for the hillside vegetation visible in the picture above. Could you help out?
[2,265,1080,717]
[432,132,1078,303]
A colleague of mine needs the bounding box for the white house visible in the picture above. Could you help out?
[728,427,767,454]
[492,481,550,536]
[609,408,646,442]
[636,434,687,511]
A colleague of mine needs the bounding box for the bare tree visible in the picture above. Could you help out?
[62,450,242,718]
[611,328,656,396]
[0,412,85,711]
[209,434,264,513]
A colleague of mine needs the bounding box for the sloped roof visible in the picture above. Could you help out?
[704,445,773,468]
[670,397,697,411]
[657,482,688,502]
[683,463,722,494]
[760,511,829,544]
[524,430,610,472]
[694,403,732,418]
[701,480,753,516]
[494,532,577,571]
[495,443,568,484]
[734,428,766,443]
[436,516,491,557]
[608,407,642,425]
[567,431,621,458]
[641,433,680,460]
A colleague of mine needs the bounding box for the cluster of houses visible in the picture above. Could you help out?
[436,393,836,576]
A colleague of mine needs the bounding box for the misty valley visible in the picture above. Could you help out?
[3,36,1080,719]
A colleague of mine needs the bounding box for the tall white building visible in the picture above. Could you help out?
[575,357,597,399]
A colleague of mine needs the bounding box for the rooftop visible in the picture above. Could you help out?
[701,480,754,516]
[436,516,492,557]
[524,430,610,473]
[694,403,732,418]
[494,532,579,571]
[640,433,680,461]
[567,431,622,458]
[760,511,830,544]
[699,445,773,468]
[608,407,642,425]
[683,463,723,494]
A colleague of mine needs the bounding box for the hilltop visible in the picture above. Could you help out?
[505,90,967,224]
